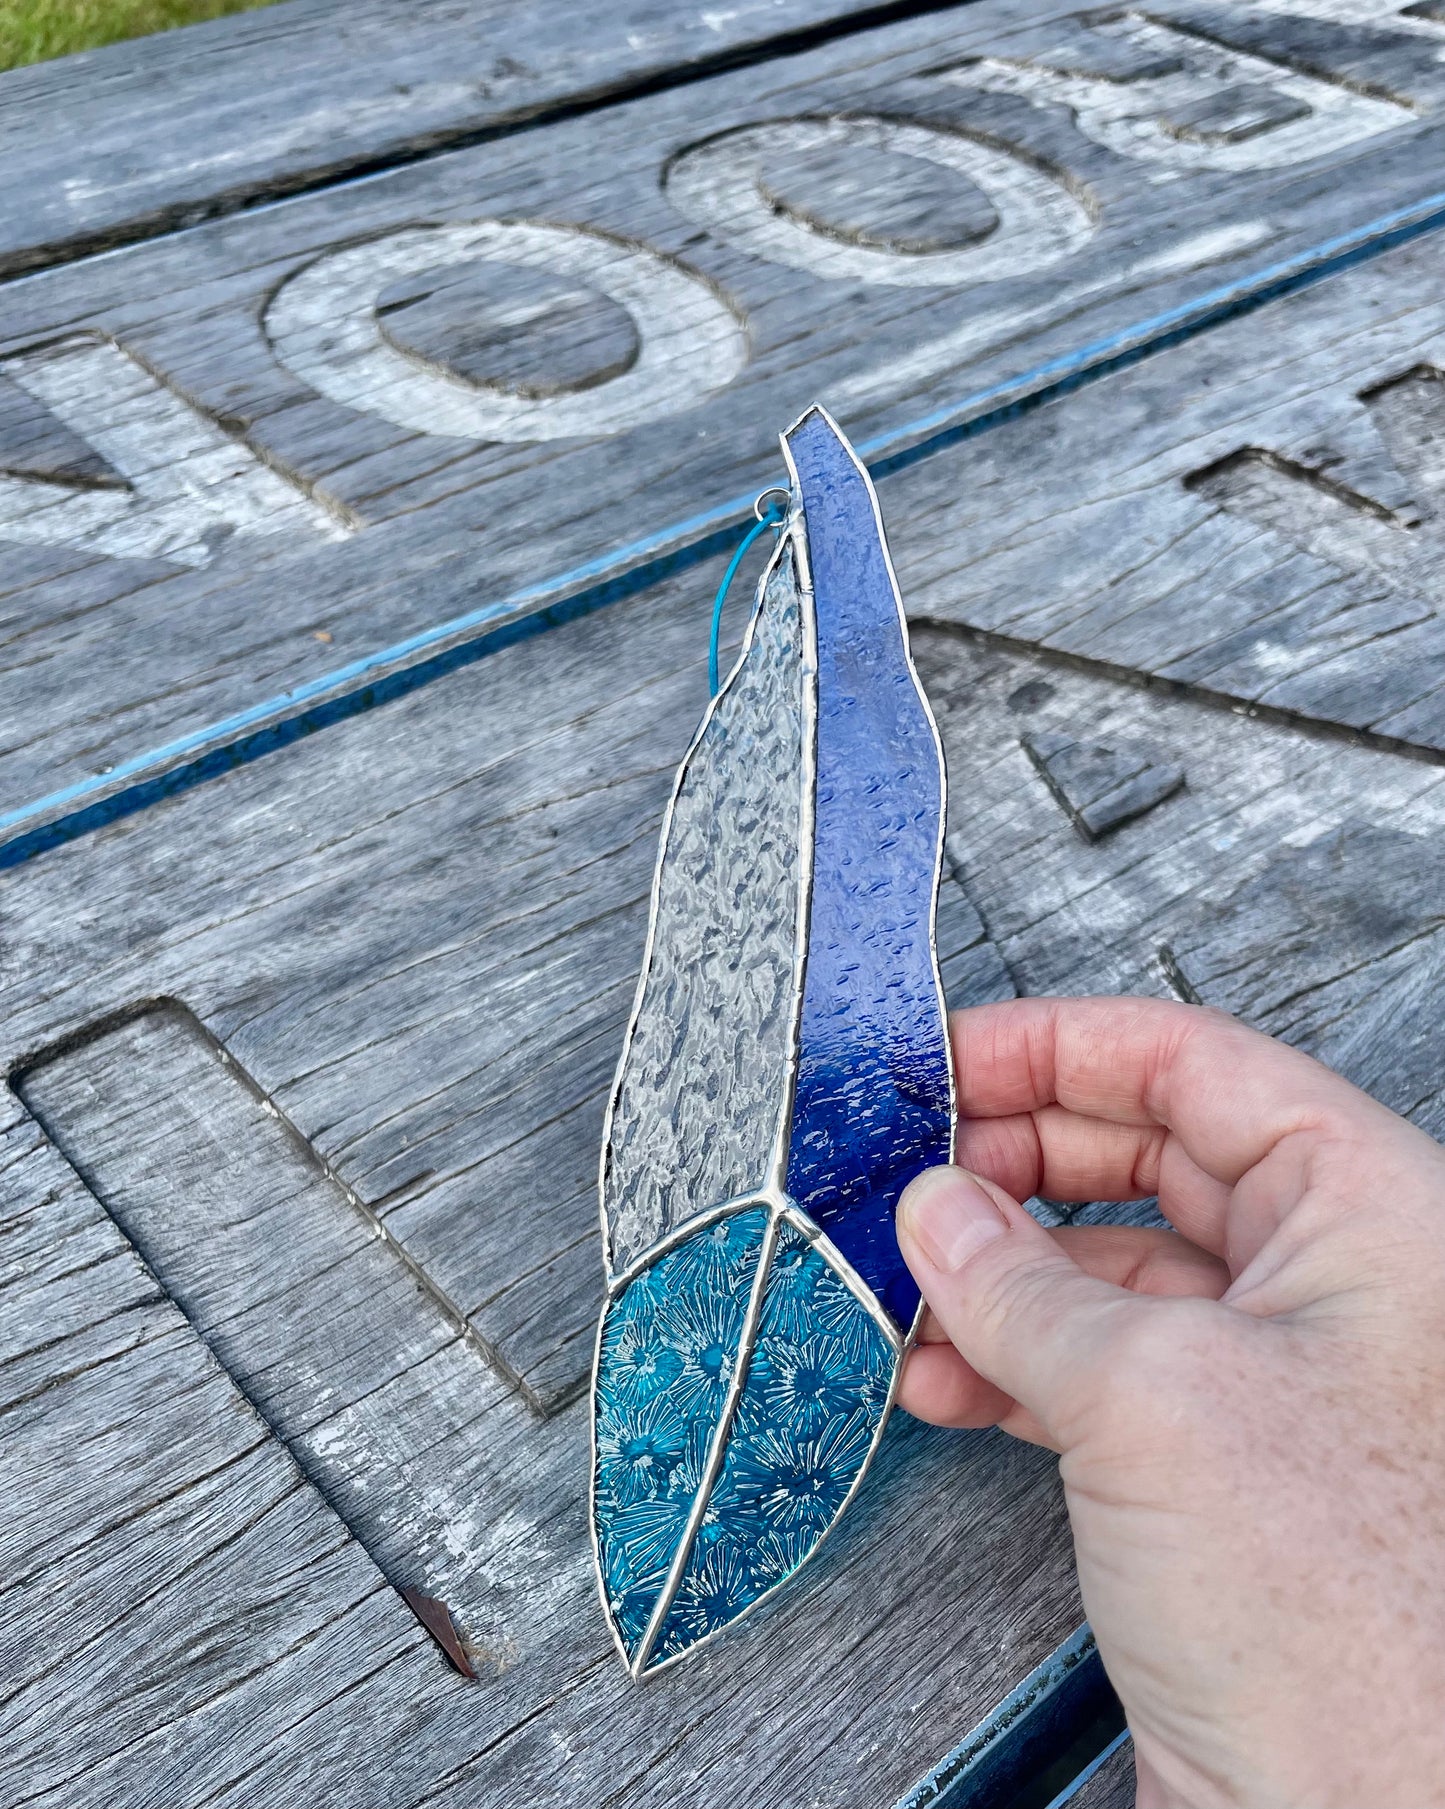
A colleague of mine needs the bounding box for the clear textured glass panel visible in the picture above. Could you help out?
[601,545,806,1277]
[593,1205,770,1661]
[782,408,953,1331]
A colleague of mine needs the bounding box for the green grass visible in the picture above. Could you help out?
[0,0,283,72]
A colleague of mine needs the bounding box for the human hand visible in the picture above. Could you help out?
[896,996,1445,1809]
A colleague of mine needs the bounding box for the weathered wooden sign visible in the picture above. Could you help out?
[10,235,1445,1804]
[2,560,1049,1809]
[891,220,1445,760]
[8,510,1441,1803]
[4,0,1445,835]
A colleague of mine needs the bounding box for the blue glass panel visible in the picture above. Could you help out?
[593,1206,769,1661]
[646,1220,893,1669]
[783,407,952,1329]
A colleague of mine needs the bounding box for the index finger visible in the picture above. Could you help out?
[952,995,1387,1190]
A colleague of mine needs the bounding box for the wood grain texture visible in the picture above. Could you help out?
[0,557,1041,1801]
[887,223,1445,763]
[13,1000,555,1675]
[0,1079,1076,1809]
[3,506,1443,1796]
[914,626,1445,1142]
[13,6,1445,1784]
[0,564,1075,1807]
[1067,1738,1136,1809]
[1020,732,1185,842]
[0,559,1017,1418]
[376,258,642,400]
[0,1096,444,1809]
[7,0,1445,813]
[0,0,915,280]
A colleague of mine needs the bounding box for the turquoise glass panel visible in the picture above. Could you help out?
[593,1206,769,1660]
[645,1219,893,1669]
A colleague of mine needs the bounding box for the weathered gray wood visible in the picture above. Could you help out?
[0,1099,443,1807]
[5,488,1445,1797]
[937,852,1018,1009]
[2,994,1078,1808]
[888,224,1445,763]
[14,1001,542,1672]
[8,500,1442,1382]
[2,584,1009,1418]
[0,0,910,279]
[757,134,1003,252]
[913,626,1445,1140]
[0,1100,1078,1809]
[0,565,1091,1806]
[1068,1737,1136,1809]
[1020,732,1186,842]
[12,53,1445,1758]
[376,259,642,399]
[7,0,1445,817]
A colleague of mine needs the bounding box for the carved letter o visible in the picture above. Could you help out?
[265,221,749,442]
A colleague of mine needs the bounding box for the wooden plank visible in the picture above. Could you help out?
[13,1001,556,1669]
[0,1097,444,1808]
[898,1626,1123,1809]
[3,587,1011,1418]
[887,223,1445,766]
[7,0,1445,826]
[0,0,914,279]
[912,625,1445,1139]
[0,568,1077,1807]
[1066,1737,1136,1809]
[5,482,1445,1795]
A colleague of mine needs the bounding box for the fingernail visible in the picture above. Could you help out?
[898,1167,1009,1273]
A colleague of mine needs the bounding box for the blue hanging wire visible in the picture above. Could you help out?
[709,488,791,696]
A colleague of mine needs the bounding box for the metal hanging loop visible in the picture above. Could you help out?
[708,490,791,696]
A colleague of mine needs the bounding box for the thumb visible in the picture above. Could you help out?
[897,1165,1142,1445]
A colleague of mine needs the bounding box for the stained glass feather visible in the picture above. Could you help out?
[592,405,953,1677]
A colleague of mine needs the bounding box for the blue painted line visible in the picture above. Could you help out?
[0,501,754,841]
[0,546,726,870]
[8,183,1445,871]
[856,184,1445,477]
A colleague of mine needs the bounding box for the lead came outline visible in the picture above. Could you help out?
[589,405,955,1677]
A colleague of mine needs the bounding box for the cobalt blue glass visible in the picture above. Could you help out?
[783,409,953,1332]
